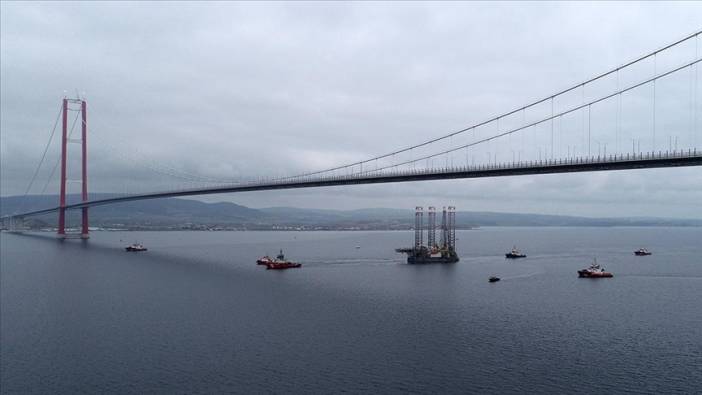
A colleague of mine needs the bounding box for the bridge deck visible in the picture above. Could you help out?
[4,151,701,220]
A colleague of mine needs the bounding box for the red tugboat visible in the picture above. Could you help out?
[634,248,652,256]
[258,249,302,270]
[578,259,613,278]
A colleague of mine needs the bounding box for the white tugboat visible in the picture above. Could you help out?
[125,243,148,252]
[505,246,527,259]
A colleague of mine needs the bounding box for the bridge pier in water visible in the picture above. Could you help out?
[2,216,26,233]
[57,98,89,239]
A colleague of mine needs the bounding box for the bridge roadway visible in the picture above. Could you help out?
[4,150,702,220]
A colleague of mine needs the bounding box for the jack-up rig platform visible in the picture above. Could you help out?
[396,206,459,264]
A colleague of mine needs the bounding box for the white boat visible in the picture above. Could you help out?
[125,243,147,252]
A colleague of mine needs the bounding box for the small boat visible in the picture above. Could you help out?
[505,246,526,259]
[489,276,501,283]
[355,245,361,249]
[125,243,147,252]
[577,259,613,278]
[259,249,302,270]
[634,248,652,256]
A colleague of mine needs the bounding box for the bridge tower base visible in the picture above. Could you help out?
[57,98,89,239]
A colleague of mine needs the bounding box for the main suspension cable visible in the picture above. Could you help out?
[278,30,702,181]
[354,58,702,176]
[38,108,81,195]
[16,103,62,213]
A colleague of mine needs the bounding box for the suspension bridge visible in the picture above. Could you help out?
[2,31,702,238]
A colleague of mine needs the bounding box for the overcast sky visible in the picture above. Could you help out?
[1,1,701,218]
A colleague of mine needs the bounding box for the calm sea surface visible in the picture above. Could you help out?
[1,228,701,394]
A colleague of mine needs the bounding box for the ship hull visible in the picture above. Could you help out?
[577,270,613,278]
[407,256,459,264]
[266,262,302,270]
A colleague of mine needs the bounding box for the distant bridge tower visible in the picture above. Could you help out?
[414,206,423,251]
[427,206,436,248]
[57,98,89,239]
[447,206,456,251]
[440,207,447,248]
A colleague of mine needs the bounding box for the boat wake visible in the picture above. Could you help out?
[304,258,398,266]
[498,271,543,281]
[624,274,702,280]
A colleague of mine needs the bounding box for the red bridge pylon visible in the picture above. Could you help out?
[57,98,89,239]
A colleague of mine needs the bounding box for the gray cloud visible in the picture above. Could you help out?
[1,2,701,218]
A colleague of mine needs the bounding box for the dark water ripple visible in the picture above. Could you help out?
[1,228,701,394]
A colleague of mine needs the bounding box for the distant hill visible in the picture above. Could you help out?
[2,194,701,230]
[261,206,702,227]
[1,194,266,229]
